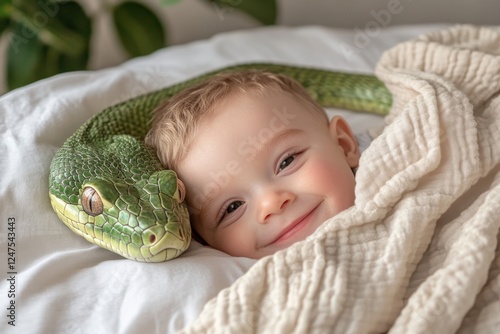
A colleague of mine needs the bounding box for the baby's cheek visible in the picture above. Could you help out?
[303,159,356,208]
[211,226,253,257]
[306,161,335,185]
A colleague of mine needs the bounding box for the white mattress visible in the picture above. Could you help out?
[0,23,447,333]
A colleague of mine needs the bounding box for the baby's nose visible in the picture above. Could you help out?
[258,190,295,224]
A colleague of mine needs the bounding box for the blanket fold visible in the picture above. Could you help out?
[181,25,500,333]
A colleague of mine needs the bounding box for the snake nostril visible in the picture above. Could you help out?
[149,234,156,244]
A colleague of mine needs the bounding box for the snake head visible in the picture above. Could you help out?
[49,170,191,262]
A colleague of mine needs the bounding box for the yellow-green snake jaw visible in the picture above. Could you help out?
[48,63,392,262]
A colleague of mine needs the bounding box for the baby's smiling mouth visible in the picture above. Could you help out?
[268,203,321,246]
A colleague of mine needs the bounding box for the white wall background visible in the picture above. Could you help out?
[1,0,499,94]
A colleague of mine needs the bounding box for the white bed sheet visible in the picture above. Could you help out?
[0,23,447,333]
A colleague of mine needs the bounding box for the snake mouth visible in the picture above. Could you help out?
[49,193,85,230]
[50,192,191,262]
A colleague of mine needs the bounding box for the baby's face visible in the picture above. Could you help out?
[176,91,359,258]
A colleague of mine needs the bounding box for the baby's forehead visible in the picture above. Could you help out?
[213,89,319,115]
[214,88,281,106]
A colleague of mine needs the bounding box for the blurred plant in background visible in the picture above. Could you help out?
[0,0,277,91]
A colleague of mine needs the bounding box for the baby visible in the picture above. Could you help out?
[145,70,360,259]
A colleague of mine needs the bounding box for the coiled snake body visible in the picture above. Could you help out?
[48,64,392,262]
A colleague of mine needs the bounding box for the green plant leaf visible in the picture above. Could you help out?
[212,0,277,25]
[6,1,91,90]
[0,1,12,36]
[0,17,10,36]
[9,0,87,56]
[0,0,13,16]
[7,21,47,90]
[53,1,92,72]
[113,1,166,57]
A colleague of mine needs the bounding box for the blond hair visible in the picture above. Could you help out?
[145,70,327,169]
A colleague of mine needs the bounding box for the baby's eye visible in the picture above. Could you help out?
[278,155,295,172]
[226,200,243,214]
[216,200,245,226]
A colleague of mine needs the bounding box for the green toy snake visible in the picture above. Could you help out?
[48,64,392,262]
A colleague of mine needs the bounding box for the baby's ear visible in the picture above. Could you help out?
[329,116,360,168]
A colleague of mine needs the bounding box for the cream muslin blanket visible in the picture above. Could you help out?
[181,25,500,333]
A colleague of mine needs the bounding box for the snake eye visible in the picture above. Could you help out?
[82,187,103,216]
[177,179,186,203]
